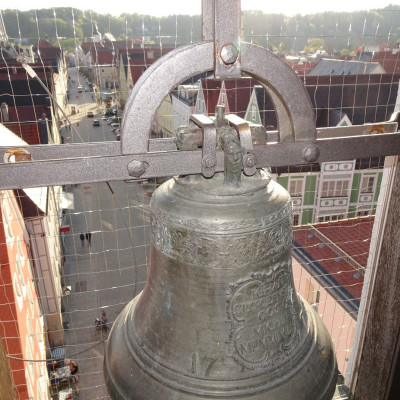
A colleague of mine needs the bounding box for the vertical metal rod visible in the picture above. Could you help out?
[214,0,242,79]
[202,0,214,41]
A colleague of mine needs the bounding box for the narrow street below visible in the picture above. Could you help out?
[59,67,153,399]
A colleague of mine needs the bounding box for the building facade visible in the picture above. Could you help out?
[0,189,50,399]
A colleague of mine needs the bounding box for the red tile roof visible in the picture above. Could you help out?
[371,50,400,74]
[293,216,374,311]
[14,189,46,218]
[199,79,222,116]
[2,122,42,145]
[200,77,256,118]
[224,78,255,118]
[1,106,48,123]
[91,49,117,66]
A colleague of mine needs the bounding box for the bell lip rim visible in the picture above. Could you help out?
[105,296,337,398]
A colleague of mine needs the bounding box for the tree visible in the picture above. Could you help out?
[304,38,324,53]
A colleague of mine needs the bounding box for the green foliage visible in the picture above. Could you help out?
[55,38,78,52]
[1,6,400,52]
[304,38,324,53]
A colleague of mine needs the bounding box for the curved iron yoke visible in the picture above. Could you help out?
[0,0,399,189]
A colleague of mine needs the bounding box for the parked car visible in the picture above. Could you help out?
[93,119,100,126]
[116,133,121,141]
[102,115,108,120]
[107,117,116,125]
[111,123,120,132]
[77,85,83,93]
[87,111,94,117]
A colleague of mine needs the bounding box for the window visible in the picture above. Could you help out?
[289,178,303,197]
[1,199,14,247]
[251,104,257,120]
[312,290,321,312]
[16,255,26,290]
[357,210,370,217]
[305,280,320,311]
[221,92,226,105]
[293,214,300,226]
[17,238,25,266]
[321,180,349,197]
[14,274,23,310]
[318,214,345,223]
[361,175,375,193]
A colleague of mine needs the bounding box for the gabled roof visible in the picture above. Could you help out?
[91,48,117,66]
[316,109,349,128]
[0,72,52,107]
[112,40,135,50]
[3,122,42,145]
[308,59,385,75]
[14,189,46,218]
[81,42,100,53]
[353,52,374,62]
[198,78,223,116]
[33,39,61,63]
[1,105,48,123]
[223,78,255,119]
[33,39,55,50]
[293,216,374,316]
[290,62,316,76]
[371,50,400,74]
[199,77,256,118]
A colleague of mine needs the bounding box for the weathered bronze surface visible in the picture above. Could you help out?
[105,157,337,398]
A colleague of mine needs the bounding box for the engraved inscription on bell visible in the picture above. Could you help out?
[227,261,301,370]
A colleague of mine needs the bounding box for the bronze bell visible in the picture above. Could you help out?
[105,125,338,399]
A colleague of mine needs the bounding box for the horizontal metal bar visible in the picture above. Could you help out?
[316,121,398,138]
[0,133,399,190]
[0,139,177,161]
[2,123,395,163]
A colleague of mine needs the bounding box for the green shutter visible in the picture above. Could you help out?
[276,176,289,190]
[303,175,316,206]
[374,172,383,202]
[350,173,361,203]
[348,206,357,219]
[301,209,314,224]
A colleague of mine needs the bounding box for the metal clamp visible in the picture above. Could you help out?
[225,114,256,176]
[190,114,217,178]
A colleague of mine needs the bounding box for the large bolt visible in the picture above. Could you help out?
[202,155,216,169]
[127,160,148,178]
[243,153,256,168]
[220,44,238,65]
[302,145,320,162]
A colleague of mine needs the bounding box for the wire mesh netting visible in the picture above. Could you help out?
[1,1,400,398]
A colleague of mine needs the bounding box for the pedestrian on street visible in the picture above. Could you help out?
[80,233,84,246]
[86,232,92,246]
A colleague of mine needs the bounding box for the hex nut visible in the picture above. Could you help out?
[302,145,320,162]
[128,160,148,178]
[220,44,238,65]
